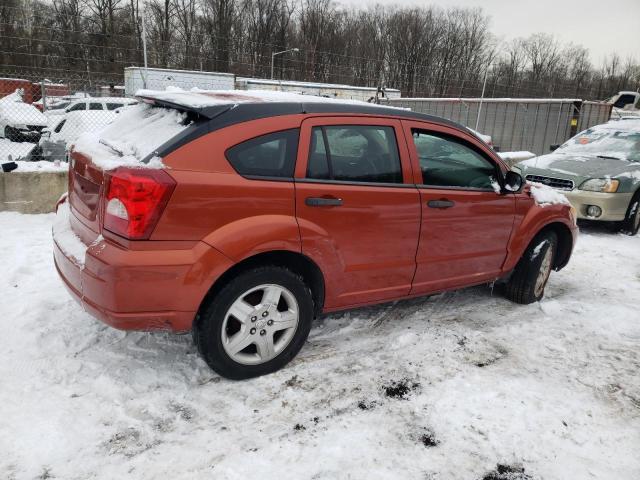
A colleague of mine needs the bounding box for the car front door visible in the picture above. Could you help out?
[402,120,517,294]
[294,117,421,310]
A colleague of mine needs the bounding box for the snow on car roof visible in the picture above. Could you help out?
[0,91,48,126]
[592,119,640,133]
[68,96,136,103]
[135,87,395,110]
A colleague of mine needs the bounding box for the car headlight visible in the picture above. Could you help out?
[578,178,619,193]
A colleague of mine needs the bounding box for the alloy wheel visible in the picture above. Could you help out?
[534,246,554,297]
[221,284,299,365]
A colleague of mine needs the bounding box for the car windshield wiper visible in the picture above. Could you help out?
[596,155,621,160]
[99,138,124,157]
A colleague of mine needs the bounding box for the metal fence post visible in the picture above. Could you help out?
[40,80,47,112]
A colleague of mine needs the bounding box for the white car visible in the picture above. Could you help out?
[33,93,89,113]
[0,91,49,142]
[607,91,640,119]
[45,96,137,117]
[37,110,118,162]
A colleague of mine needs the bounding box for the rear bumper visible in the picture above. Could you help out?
[53,201,233,332]
[563,190,632,222]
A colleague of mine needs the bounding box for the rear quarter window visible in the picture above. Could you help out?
[225,129,299,178]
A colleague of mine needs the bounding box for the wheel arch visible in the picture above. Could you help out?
[195,250,326,325]
[532,221,574,270]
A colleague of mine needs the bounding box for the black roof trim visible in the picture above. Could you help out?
[150,100,466,160]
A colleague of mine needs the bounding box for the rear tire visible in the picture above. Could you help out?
[619,192,640,236]
[193,266,313,380]
[504,231,558,304]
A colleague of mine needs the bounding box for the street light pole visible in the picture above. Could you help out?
[475,64,490,131]
[271,48,299,80]
[141,6,149,89]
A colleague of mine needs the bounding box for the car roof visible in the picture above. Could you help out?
[596,119,640,133]
[69,97,135,104]
[135,89,463,130]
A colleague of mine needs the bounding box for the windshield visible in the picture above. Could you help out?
[49,101,70,110]
[557,128,640,161]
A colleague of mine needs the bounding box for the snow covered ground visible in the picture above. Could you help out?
[1,213,639,480]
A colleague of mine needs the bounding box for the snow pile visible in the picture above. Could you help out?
[14,160,68,172]
[72,103,188,169]
[51,201,87,267]
[1,212,640,479]
[528,182,571,206]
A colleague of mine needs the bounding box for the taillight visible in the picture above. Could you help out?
[102,168,175,240]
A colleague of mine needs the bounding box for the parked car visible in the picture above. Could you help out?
[33,93,88,113]
[513,119,640,235]
[45,96,137,117]
[36,110,118,161]
[53,90,577,379]
[0,90,49,142]
[606,91,640,119]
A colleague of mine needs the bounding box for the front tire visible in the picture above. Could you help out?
[620,192,640,236]
[504,231,558,304]
[193,266,313,380]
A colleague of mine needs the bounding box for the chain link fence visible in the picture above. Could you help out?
[382,97,613,156]
[0,69,617,169]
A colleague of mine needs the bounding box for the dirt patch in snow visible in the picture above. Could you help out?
[418,429,439,448]
[481,464,532,480]
[382,378,421,399]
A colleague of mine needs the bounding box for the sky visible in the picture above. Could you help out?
[338,0,640,65]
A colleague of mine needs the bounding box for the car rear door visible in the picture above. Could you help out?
[294,116,421,310]
[402,120,516,294]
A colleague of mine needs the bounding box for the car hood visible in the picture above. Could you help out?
[0,103,49,127]
[518,152,640,192]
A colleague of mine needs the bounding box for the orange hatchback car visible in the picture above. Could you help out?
[53,90,577,379]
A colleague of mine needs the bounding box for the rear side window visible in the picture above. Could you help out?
[53,119,66,133]
[89,103,104,110]
[106,103,124,111]
[67,102,86,112]
[307,125,402,184]
[226,129,299,178]
[412,130,496,190]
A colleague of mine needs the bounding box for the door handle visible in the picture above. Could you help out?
[305,197,343,207]
[427,199,455,209]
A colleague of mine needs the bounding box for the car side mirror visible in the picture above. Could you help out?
[504,171,523,193]
[550,144,560,151]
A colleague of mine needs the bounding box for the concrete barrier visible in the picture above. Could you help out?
[0,171,68,214]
